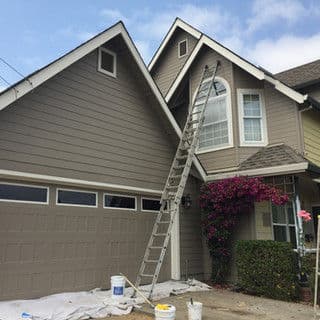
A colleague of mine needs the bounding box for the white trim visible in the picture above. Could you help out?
[148,18,201,71]
[178,39,188,58]
[237,88,268,147]
[194,76,234,153]
[0,169,163,195]
[103,192,137,211]
[171,200,181,280]
[56,187,98,208]
[0,181,49,205]
[164,28,308,105]
[141,197,161,213]
[98,47,117,77]
[206,162,309,181]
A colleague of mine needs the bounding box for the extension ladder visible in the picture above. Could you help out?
[133,62,220,299]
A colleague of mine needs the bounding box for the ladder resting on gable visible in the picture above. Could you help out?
[133,61,220,300]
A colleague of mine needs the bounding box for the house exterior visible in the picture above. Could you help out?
[0,18,320,301]
[149,19,320,278]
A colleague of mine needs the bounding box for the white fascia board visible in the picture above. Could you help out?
[264,75,308,104]
[148,19,201,71]
[206,162,309,182]
[0,23,123,111]
[0,169,163,195]
[166,39,203,103]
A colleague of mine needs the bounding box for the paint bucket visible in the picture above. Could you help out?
[155,304,176,320]
[111,275,125,299]
[187,301,203,320]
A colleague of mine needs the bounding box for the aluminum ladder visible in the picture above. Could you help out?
[133,61,220,300]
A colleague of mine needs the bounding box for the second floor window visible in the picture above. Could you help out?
[198,78,233,152]
[238,89,267,146]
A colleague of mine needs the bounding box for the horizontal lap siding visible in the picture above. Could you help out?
[179,176,204,279]
[0,36,175,190]
[0,183,169,300]
[152,28,198,96]
[302,109,320,167]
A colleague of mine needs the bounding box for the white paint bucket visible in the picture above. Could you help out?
[187,301,203,320]
[111,275,125,299]
[155,304,176,320]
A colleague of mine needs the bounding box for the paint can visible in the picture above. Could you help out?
[111,275,125,299]
[155,304,176,320]
[187,301,202,320]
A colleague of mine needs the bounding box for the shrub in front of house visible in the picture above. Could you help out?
[236,240,299,301]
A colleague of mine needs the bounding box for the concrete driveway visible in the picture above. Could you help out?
[108,288,314,320]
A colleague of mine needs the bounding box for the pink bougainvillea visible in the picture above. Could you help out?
[200,176,289,283]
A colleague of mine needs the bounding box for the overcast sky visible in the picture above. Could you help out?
[1,0,320,91]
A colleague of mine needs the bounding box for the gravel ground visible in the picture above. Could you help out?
[102,287,314,320]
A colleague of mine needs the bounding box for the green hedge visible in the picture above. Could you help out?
[236,240,299,301]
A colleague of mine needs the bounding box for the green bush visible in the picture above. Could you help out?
[236,240,299,301]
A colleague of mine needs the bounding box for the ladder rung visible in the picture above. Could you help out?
[158,220,170,224]
[145,259,159,263]
[188,120,199,125]
[191,110,202,116]
[166,185,178,190]
[176,155,188,160]
[140,274,155,278]
[149,246,164,249]
[170,175,182,179]
[154,233,167,236]
[173,165,184,170]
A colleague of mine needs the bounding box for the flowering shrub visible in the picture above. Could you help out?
[200,176,289,283]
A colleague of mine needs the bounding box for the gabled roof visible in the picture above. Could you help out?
[150,18,309,105]
[0,21,207,181]
[275,59,320,89]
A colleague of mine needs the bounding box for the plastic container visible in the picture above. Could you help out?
[187,301,203,320]
[155,304,176,320]
[110,275,125,299]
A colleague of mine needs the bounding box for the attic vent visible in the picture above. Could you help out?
[178,39,188,58]
[98,47,117,77]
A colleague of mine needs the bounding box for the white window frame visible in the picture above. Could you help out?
[271,201,296,245]
[0,181,49,205]
[178,39,188,58]
[56,188,98,208]
[237,89,268,147]
[103,192,137,211]
[141,197,161,213]
[195,76,234,154]
[98,47,117,78]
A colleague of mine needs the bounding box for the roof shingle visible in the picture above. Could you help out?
[275,59,320,88]
[239,144,306,171]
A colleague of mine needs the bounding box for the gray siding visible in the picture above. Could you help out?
[0,35,175,190]
[151,28,198,96]
[0,181,169,300]
[179,176,204,279]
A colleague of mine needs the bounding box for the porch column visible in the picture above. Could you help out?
[170,200,181,280]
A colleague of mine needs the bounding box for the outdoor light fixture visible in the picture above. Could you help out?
[181,194,192,209]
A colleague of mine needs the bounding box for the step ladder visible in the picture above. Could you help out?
[133,61,220,299]
[314,215,320,319]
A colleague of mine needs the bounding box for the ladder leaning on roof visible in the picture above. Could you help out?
[133,61,220,300]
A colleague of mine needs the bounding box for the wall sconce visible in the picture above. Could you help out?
[181,194,192,209]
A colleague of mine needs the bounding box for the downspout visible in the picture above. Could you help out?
[294,177,305,256]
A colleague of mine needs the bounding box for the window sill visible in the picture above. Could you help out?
[196,145,234,155]
[239,142,268,147]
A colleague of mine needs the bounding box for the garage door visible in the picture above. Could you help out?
[0,181,170,301]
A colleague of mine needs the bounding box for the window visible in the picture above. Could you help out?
[56,188,97,207]
[141,197,161,212]
[0,182,48,204]
[238,89,267,146]
[104,193,136,210]
[178,39,188,58]
[197,78,233,152]
[272,202,297,248]
[98,47,116,77]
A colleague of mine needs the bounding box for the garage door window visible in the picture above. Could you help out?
[0,182,48,204]
[141,198,161,212]
[104,193,136,210]
[57,189,97,207]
